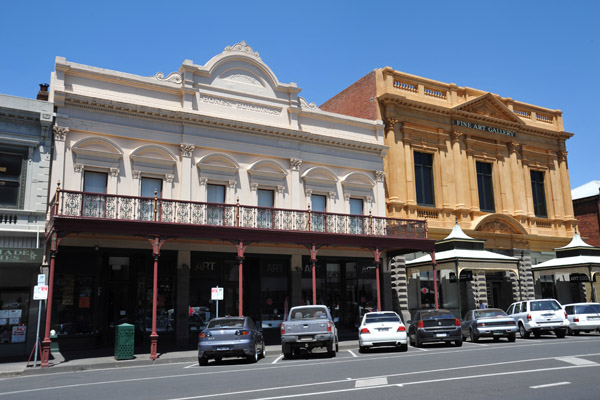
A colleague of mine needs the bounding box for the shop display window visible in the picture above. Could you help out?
[0,288,29,344]
[52,275,95,336]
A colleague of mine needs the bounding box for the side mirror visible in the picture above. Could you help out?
[407,320,412,324]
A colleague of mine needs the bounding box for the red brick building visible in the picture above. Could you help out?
[572,181,600,247]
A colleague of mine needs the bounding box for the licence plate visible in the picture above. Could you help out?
[216,347,230,351]
[377,328,390,331]
[589,316,600,320]
[493,331,503,335]
[436,333,448,337]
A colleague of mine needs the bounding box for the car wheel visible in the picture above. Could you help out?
[199,356,208,366]
[358,346,366,353]
[493,336,500,342]
[247,348,259,363]
[508,333,516,342]
[399,343,408,352]
[555,329,566,338]
[470,329,479,343]
[533,331,541,339]
[214,357,222,363]
[416,335,423,348]
[283,351,292,359]
[454,340,462,347]
[260,341,267,359]
[573,330,580,336]
[519,323,530,339]
[327,341,336,357]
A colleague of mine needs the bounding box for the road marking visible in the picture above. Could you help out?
[555,356,598,366]
[413,346,428,351]
[347,350,358,357]
[355,377,387,388]
[184,363,197,369]
[272,355,283,364]
[530,382,571,389]
[466,341,487,346]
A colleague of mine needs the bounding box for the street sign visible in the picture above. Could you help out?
[211,287,224,300]
[37,274,46,285]
[33,285,48,300]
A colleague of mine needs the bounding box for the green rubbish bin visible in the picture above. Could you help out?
[115,323,135,360]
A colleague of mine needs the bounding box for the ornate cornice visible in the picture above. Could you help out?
[299,97,320,110]
[153,72,183,84]
[59,94,387,154]
[53,125,69,141]
[180,144,195,158]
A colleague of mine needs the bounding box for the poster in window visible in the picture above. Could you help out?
[9,318,20,325]
[0,310,7,318]
[8,310,21,318]
[11,325,26,343]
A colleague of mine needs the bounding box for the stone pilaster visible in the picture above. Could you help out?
[389,255,410,322]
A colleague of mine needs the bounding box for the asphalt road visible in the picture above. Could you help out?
[2,334,600,400]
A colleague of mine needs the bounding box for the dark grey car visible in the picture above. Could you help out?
[461,308,517,342]
[408,309,462,347]
[198,316,265,366]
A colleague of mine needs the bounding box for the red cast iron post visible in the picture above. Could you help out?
[371,247,382,312]
[148,236,166,360]
[41,231,62,367]
[310,244,319,305]
[235,241,247,316]
[431,251,439,310]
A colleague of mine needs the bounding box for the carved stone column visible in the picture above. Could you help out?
[384,119,401,202]
[180,144,195,201]
[450,131,466,209]
[50,126,69,192]
[290,158,303,209]
[508,141,526,216]
[557,149,574,219]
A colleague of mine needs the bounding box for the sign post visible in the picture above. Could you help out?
[31,274,47,368]
[211,286,224,318]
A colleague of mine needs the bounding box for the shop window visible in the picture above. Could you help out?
[414,152,435,207]
[530,170,547,218]
[0,152,26,209]
[83,171,108,218]
[52,275,95,336]
[310,194,326,232]
[349,198,363,234]
[0,289,29,344]
[476,162,495,212]
[140,177,162,221]
[257,189,274,229]
[207,184,225,225]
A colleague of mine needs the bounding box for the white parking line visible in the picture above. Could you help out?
[466,342,488,347]
[272,355,284,364]
[347,350,358,357]
[530,382,571,389]
[184,363,197,369]
[355,377,387,388]
[555,356,598,366]
[412,346,428,351]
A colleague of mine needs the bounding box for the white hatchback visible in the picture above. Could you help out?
[564,303,600,335]
[358,311,408,352]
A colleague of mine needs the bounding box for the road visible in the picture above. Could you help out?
[1,334,600,400]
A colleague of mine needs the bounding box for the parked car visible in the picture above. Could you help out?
[461,308,517,342]
[564,302,600,335]
[280,305,338,358]
[358,311,408,352]
[506,299,569,338]
[198,316,265,366]
[408,309,462,347]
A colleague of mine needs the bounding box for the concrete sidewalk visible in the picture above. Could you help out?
[0,340,359,378]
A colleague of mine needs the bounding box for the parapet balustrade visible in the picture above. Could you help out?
[48,189,428,239]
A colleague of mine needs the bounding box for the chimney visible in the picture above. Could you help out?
[37,83,49,101]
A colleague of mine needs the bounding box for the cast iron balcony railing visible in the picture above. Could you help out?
[48,190,427,239]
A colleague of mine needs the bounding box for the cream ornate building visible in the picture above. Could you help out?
[322,68,575,317]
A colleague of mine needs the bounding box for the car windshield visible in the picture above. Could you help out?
[474,309,507,318]
[290,308,328,320]
[207,318,245,328]
[530,301,561,311]
[365,314,400,323]
[574,304,600,314]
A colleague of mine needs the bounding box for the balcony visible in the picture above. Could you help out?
[47,190,432,252]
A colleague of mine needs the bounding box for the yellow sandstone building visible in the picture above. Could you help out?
[322,68,576,317]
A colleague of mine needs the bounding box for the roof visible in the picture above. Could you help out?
[557,232,593,249]
[532,255,600,270]
[406,249,518,265]
[443,223,476,241]
[572,180,600,200]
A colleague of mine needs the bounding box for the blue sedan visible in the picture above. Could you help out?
[198,316,265,366]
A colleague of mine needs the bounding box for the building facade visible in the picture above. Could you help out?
[0,91,53,358]
[572,181,600,247]
[43,42,434,360]
[321,68,576,318]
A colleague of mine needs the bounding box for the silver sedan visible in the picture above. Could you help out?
[461,308,517,342]
[198,316,265,365]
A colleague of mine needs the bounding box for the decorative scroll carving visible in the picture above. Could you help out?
[557,150,568,162]
[133,170,142,179]
[478,219,520,234]
[376,170,385,182]
[199,177,208,186]
[366,195,373,204]
[154,72,183,84]
[305,188,313,197]
[344,193,351,201]
[470,102,505,119]
[180,144,195,158]
[299,97,320,110]
[250,183,259,191]
[385,118,399,132]
[290,158,302,171]
[228,180,237,189]
[328,191,336,200]
[110,168,120,177]
[277,185,285,194]
[73,163,84,173]
[53,125,69,141]
[508,141,521,153]
[165,174,174,183]
[198,95,281,115]
[450,131,464,143]
[223,41,261,59]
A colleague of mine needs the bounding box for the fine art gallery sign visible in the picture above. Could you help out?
[454,120,516,137]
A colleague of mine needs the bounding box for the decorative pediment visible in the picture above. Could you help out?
[453,93,523,124]
[341,172,375,192]
[197,153,240,181]
[302,167,338,188]
[130,145,177,176]
[219,68,264,87]
[248,160,287,182]
[475,217,525,235]
[72,137,123,170]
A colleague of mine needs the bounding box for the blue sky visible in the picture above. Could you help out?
[1,1,598,189]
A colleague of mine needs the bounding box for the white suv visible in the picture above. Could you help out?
[506,299,569,338]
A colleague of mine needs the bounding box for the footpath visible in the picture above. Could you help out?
[0,339,359,378]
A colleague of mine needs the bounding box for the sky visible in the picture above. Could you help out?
[1,1,598,189]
